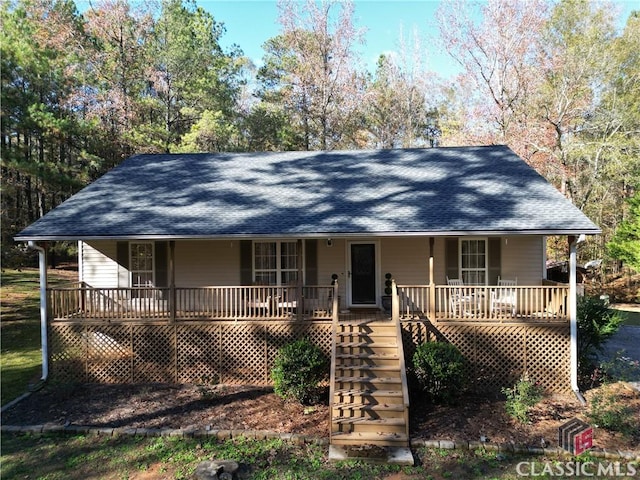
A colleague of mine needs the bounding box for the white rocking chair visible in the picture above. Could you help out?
[490,277,517,316]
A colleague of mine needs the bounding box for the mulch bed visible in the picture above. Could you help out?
[2,382,639,453]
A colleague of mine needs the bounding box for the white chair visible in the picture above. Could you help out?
[447,277,467,316]
[490,277,517,316]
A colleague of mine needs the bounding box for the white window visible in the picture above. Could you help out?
[130,242,154,288]
[460,238,487,285]
[253,241,300,285]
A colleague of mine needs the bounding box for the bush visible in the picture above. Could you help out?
[271,339,328,404]
[588,385,637,437]
[412,341,466,403]
[577,296,624,384]
[502,373,543,424]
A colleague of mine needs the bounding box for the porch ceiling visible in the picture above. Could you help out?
[16,146,600,241]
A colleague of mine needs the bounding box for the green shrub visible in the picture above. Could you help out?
[412,341,467,403]
[271,339,328,404]
[577,296,624,384]
[587,385,638,437]
[502,374,543,424]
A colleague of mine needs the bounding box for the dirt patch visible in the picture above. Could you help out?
[3,382,639,452]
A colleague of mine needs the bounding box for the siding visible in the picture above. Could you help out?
[380,237,430,285]
[501,236,544,285]
[80,241,119,288]
[317,238,347,301]
[174,240,239,286]
[78,236,545,290]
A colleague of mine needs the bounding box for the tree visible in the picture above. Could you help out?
[1,0,98,246]
[258,0,366,151]
[436,0,548,154]
[147,0,241,152]
[608,191,640,272]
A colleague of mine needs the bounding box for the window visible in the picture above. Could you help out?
[460,238,487,285]
[130,242,154,288]
[253,241,300,285]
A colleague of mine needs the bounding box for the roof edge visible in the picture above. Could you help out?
[14,228,602,242]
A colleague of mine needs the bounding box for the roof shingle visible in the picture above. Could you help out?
[15,146,601,240]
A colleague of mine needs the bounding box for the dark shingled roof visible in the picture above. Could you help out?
[15,146,600,241]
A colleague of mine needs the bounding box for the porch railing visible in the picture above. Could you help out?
[397,284,570,322]
[49,283,569,323]
[48,285,334,321]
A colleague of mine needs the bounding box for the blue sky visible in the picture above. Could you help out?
[204,0,462,77]
[201,0,638,79]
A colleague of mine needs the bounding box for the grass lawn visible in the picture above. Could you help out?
[1,268,75,405]
[620,309,640,326]
[1,433,616,480]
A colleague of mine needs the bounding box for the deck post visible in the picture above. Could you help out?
[297,239,303,321]
[169,241,176,323]
[428,237,436,322]
[391,279,400,323]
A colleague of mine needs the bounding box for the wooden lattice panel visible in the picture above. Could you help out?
[403,321,570,392]
[49,319,569,392]
[472,327,526,391]
[49,325,86,382]
[85,325,133,383]
[176,325,221,384]
[132,325,175,383]
[525,325,570,392]
[220,323,267,384]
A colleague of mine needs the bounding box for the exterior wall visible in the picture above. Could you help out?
[381,237,430,285]
[501,236,544,285]
[80,241,119,288]
[432,236,544,285]
[79,235,545,290]
[174,240,239,286]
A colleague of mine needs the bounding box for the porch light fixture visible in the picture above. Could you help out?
[327,238,333,247]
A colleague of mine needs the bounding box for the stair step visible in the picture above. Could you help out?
[334,388,403,397]
[333,417,406,426]
[333,402,405,412]
[335,364,399,372]
[335,376,400,384]
[330,431,409,447]
[337,341,397,348]
[336,353,399,360]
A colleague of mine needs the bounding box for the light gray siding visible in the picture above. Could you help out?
[80,241,119,288]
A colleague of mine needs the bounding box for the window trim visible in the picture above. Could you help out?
[459,237,488,286]
[252,240,305,286]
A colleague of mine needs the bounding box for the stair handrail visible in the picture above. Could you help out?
[392,279,411,440]
[328,280,339,441]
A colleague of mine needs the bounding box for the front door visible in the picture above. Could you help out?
[349,242,377,306]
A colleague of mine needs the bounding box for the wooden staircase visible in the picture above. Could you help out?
[329,318,410,449]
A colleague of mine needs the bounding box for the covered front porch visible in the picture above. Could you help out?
[47,281,570,324]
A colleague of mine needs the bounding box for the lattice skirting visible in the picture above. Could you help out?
[401,321,570,392]
[49,321,332,385]
[49,320,570,392]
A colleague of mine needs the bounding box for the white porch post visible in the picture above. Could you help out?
[28,241,49,382]
[428,237,436,322]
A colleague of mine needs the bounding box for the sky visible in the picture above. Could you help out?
[199,0,638,79]
[206,0,461,77]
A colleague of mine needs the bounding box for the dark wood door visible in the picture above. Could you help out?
[350,243,376,305]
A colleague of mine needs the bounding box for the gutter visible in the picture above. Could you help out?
[569,235,586,405]
[26,241,48,384]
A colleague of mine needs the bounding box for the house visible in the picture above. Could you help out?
[16,145,600,450]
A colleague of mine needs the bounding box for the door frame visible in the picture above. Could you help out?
[346,240,381,308]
